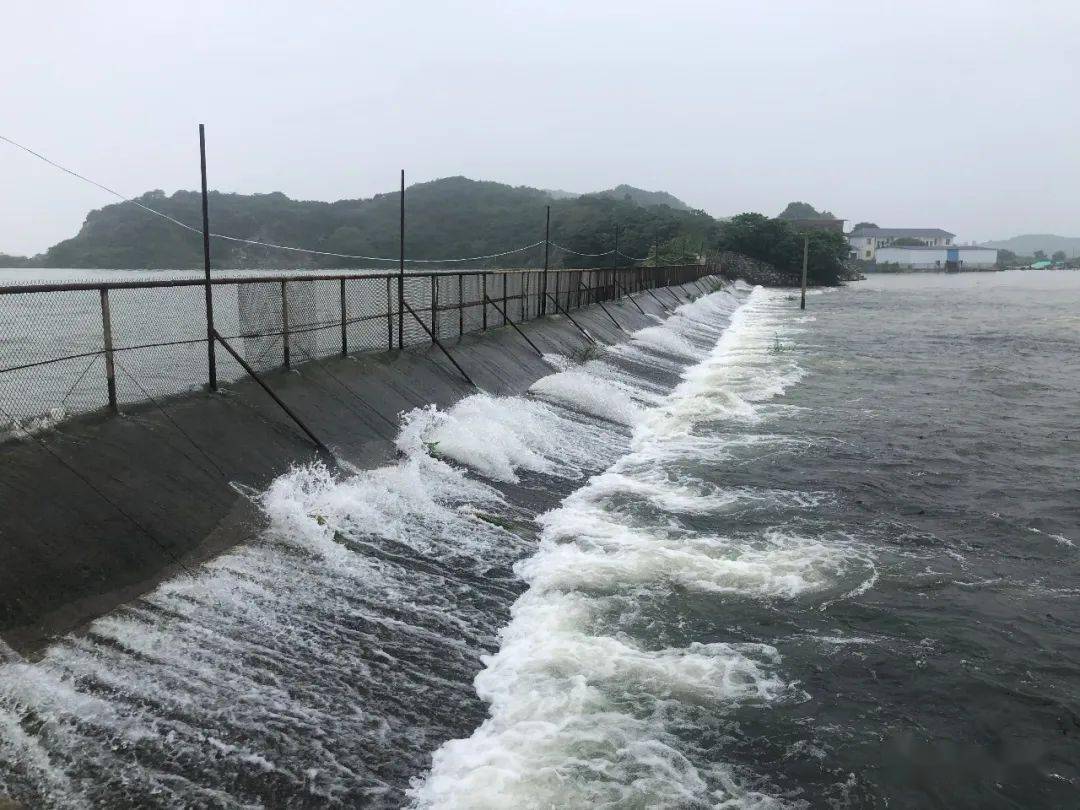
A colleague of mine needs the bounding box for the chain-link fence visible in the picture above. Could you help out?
[0,265,710,436]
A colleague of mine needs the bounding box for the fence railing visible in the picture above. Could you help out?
[0,264,710,432]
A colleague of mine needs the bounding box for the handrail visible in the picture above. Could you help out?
[0,264,705,296]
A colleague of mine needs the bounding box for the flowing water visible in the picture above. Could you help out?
[1,271,1078,808]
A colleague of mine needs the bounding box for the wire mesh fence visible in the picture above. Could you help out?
[0,264,710,436]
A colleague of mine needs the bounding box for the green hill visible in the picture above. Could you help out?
[588,184,690,211]
[21,177,713,270]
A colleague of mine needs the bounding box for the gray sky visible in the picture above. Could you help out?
[3,0,1078,256]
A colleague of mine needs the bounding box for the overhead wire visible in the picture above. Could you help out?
[0,134,544,265]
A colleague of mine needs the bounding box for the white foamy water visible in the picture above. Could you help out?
[409,288,864,809]
[0,280,860,808]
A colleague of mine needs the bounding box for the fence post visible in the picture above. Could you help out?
[386,276,393,350]
[281,280,290,369]
[458,273,464,336]
[198,124,217,391]
[431,275,438,342]
[521,272,527,321]
[502,273,508,325]
[99,288,117,412]
[482,274,488,331]
[340,278,348,356]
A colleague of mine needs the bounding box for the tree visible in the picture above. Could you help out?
[851,222,878,231]
[1052,250,1067,262]
[777,201,836,220]
[996,249,1017,267]
[1034,250,1048,260]
[716,213,847,284]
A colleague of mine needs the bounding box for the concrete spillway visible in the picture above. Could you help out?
[0,281,705,654]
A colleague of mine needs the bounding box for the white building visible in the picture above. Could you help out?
[874,245,998,270]
[848,227,955,260]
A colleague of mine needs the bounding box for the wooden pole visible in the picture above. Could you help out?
[801,234,808,310]
[199,124,217,390]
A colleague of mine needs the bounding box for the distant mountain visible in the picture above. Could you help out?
[13,176,719,270]
[587,185,691,211]
[982,234,1080,258]
[542,188,580,200]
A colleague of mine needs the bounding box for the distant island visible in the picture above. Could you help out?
[982,234,1080,265]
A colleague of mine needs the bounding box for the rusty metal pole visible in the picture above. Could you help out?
[199,124,217,391]
[99,288,117,411]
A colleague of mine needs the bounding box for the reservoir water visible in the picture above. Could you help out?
[0,270,1078,807]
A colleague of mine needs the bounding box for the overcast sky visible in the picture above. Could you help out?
[3,1,1078,255]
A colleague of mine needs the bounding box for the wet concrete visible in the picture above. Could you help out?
[0,281,710,654]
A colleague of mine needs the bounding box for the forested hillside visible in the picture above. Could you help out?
[1,177,849,284]
[21,178,711,270]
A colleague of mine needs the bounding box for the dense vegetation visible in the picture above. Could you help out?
[716,213,849,284]
[15,178,710,271]
[776,201,837,220]
[1,177,850,284]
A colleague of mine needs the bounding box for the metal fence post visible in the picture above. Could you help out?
[340,278,348,356]
[99,288,117,412]
[458,273,464,336]
[502,273,508,325]
[281,280,290,368]
[386,276,393,350]
[431,275,438,342]
[199,124,217,391]
[482,274,488,331]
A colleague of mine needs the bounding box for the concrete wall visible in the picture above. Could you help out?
[0,278,715,654]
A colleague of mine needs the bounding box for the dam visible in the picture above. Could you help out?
[0,264,772,807]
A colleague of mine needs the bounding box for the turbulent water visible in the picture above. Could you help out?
[1,271,1078,808]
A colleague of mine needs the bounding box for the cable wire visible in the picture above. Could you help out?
[1,134,545,264]
[547,242,615,258]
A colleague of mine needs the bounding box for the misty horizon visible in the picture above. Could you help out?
[3,1,1079,255]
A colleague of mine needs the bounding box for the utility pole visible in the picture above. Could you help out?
[398,169,405,348]
[199,124,217,391]
[801,233,809,310]
[542,205,550,315]
[612,224,619,299]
